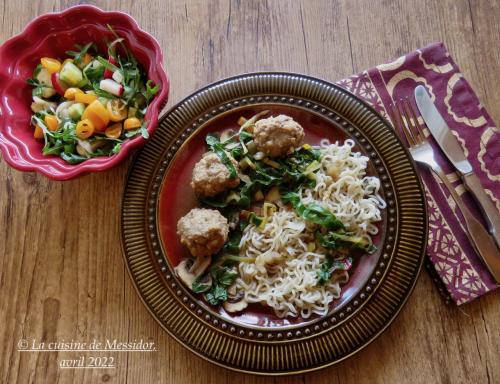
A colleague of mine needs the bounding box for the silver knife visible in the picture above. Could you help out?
[415,85,500,249]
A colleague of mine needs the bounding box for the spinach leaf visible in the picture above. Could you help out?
[205,285,227,305]
[317,256,353,285]
[317,258,333,285]
[202,266,238,306]
[205,134,238,179]
[239,130,253,141]
[318,232,376,253]
[192,276,212,293]
[200,195,229,208]
[282,192,344,230]
[222,231,242,254]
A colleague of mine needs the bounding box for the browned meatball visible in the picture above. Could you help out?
[191,152,240,197]
[177,208,229,257]
[253,115,305,157]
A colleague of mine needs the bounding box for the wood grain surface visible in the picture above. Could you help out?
[1,1,499,383]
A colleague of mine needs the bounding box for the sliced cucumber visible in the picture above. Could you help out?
[75,78,88,88]
[68,103,85,121]
[59,62,83,86]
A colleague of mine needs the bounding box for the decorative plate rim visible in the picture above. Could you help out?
[120,72,428,375]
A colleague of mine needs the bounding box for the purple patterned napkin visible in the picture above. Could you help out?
[335,42,499,305]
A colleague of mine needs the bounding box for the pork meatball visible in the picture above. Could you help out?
[177,208,229,257]
[191,152,240,197]
[253,115,305,157]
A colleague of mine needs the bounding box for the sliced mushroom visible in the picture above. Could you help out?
[175,260,197,288]
[223,298,248,313]
[55,101,75,120]
[174,256,212,289]
[191,256,211,276]
[76,144,89,157]
[77,139,93,155]
[90,140,107,152]
[31,96,57,113]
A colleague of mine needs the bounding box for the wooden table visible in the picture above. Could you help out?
[1,1,499,383]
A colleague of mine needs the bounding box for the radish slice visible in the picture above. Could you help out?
[99,79,123,96]
[112,70,124,84]
[51,72,68,96]
[103,56,117,79]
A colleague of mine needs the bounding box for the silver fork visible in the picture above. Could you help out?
[390,98,500,284]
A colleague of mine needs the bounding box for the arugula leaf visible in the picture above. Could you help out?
[96,56,120,72]
[66,42,95,67]
[139,125,149,139]
[83,60,105,83]
[112,142,122,154]
[32,63,43,79]
[60,152,88,164]
[282,192,344,230]
[143,80,160,102]
[205,134,238,179]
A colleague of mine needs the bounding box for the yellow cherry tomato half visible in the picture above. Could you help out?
[76,119,95,139]
[75,93,97,104]
[62,58,74,66]
[64,87,84,100]
[105,123,123,139]
[40,57,61,74]
[123,117,142,130]
[107,99,128,122]
[33,124,44,139]
[82,100,110,132]
[44,115,59,131]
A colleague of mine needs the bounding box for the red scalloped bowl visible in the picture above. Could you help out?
[0,5,169,180]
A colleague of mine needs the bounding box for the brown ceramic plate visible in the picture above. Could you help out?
[121,73,427,375]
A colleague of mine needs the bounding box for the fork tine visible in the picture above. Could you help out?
[400,98,422,145]
[404,98,426,143]
[388,104,404,140]
[395,101,417,147]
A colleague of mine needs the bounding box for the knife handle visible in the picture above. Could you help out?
[430,167,500,283]
[462,172,500,249]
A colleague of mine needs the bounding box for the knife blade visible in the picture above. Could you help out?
[415,85,500,249]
